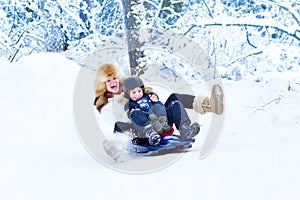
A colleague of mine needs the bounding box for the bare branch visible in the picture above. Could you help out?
[202,0,214,19]
[225,50,263,67]
[267,0,300,26]
[245,26,258,49]
[182,24,197,37]
[248,95,283,117]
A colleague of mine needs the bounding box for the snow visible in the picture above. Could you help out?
[1,53,300,200]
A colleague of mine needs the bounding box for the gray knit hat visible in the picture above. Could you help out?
[123,76,144,94]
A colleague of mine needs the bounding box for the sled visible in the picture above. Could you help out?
[130,135,195,156]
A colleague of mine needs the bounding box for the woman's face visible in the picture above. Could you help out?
[105,77,120,94]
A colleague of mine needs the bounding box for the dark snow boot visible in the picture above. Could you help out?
[190,122,200,137]
[179,122,200,140]
[143,124,161,146]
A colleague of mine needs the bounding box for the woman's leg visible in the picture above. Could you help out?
[165,93,195,109]
[165,86,224,115]
[113,121,150,146]
[114,121,133,133]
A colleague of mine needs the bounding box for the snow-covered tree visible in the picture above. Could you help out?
[0,0,69,61]
[177,0,300,80]
[0,0,299,80]
[0,0,119,62]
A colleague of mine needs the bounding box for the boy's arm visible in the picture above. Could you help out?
[148,92,159,102]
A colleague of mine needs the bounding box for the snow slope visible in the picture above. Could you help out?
[0,53,300,200]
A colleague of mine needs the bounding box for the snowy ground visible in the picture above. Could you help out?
[0,53,300,200]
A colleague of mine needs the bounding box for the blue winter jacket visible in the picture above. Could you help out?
[124,94,164,115]
[125,94,151,114]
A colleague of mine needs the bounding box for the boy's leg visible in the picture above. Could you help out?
[150,103,170,133]
[151,102,167,116]
[165,100,190,129]
[130,110,160,145]
[166,100,200,140]
[148,113,163,134]
[130,109,151,133]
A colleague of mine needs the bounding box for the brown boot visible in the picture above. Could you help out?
[192,84,224,115]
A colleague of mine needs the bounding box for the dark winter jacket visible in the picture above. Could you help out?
[125,94,147,113]
[124,94,164,114]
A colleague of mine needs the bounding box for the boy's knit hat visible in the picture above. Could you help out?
[123,76,144,94]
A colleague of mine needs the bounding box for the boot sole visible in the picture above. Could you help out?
[212,84,224,115]
[103,140,128,162]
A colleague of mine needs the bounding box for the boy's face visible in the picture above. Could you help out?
[129,87,143,101]
[105,77,120,94]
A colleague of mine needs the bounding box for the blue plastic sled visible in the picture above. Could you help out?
[130,135,195,156]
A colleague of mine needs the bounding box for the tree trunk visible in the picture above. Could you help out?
[121,0,146,76]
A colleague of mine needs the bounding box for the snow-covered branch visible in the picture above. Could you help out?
[225,50,263,68]
[267,0,300,26]
[184,19,300,41]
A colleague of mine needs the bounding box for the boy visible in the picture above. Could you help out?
[123,76,171,146]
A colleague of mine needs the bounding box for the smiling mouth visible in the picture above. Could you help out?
[110,85,117,89]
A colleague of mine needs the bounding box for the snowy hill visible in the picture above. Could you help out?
[0,53,300,200]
